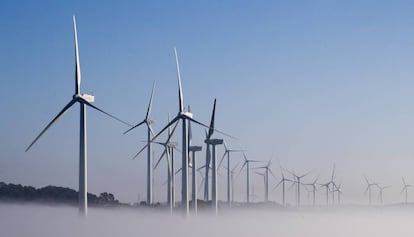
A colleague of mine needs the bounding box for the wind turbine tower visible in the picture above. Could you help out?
[189,145,202,214]
[206,138,223,214]
[25,16,131,216]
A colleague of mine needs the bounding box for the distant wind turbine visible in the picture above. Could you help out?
[376,184,391,205]
[218,142,245,206]
[303,176,319,207]
[402,177,413,204]
[285,169,311,207]
[364,176,377,205]
[238,153,261,203]
[252,160,277,202]
[272,165,293,206]
[124,81,156,205]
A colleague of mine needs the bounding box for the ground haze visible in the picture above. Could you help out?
[1,203,414,237]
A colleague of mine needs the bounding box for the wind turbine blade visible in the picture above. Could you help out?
[271,180,283,193]
[237,161,247,177]
[150,116,180,145]
[364,176,370,185]
[82,100,132,127]
[283,168,295,177]
[331,164,336,181]
[148,124,155,136]
[217,151,227,169]
[197,165,206,171]
[154,148,167,169]
[73,15,81,95]
[287,181,296,191]
[132,145,147,160]
[223,140,228,152]
[207,98,216,139]
[403,177,407,186]
[242,152,248,161]
[123,120,146,135]
[269,168,278,180]
[188,106,192,144]
[175,167,182,175]
[166,121,180,143]
[249,160,262,163]
[364,186,370,194]
[145,81,156,120]
[185,116,210,130]
[300,170,312,179]
[232,161,241,172]
[229,149,247,152]
[214,128,237,139]
[174,47,184,113]
[26,99,77,152]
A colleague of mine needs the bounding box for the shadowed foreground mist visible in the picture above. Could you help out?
[1,204,414,237]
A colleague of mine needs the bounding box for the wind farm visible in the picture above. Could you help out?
[5,1,414,236]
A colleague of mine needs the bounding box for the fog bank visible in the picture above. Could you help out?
[1,203,414,237]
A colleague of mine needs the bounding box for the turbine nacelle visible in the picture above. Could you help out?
[74,94,95,103]
[180,111,193,118]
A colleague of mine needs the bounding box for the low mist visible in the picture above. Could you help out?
[1,203,414,237]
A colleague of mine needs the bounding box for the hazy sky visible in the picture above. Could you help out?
[2,1,414,204]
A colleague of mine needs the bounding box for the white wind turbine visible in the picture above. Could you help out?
[152,117,180,212]
[285,169,311,207]
[218,142,245,206]
[25,16,131,216]
[376,184,391,205]
[252,160,277,202]
[402,177,413,204]
[303,176,319,207]
[364,176,377,205]
[124,81,156,205]
[238,153,261,204]
[228,162,241,204]
[272,166,293,206]
[334,183,343,205]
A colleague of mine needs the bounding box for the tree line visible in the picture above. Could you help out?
[0,182,121,207]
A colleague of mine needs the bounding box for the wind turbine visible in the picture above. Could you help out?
[218,142,245,206]
[228,162,241,204]
[402,177,413,204]
[124,81,156,205]
[328,164,336,204]
[252,160,277,202]
[303,176,319,207]
[152,117,179,212]
[320,182,330,206]
[376,184,391,205]
[25,16,131,216]
[238,153,261,204]
[334,183,343,205]
[272,166,293,206]
[364,176,377,205]
[285,169,311,207]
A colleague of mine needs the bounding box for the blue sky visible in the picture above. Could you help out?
[2,1,414,204]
